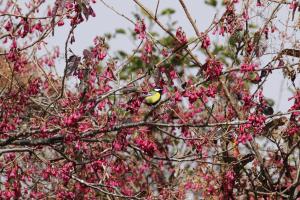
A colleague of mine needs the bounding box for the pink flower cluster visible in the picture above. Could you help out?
[289,0,298,10]
[237,131,253,144]
[288,91,300,135]
[222,170,236,198]
[201,35,211,49]
[240,63,257,73]
[135,137,157,157]
[6,40,28,72]
[203,58,223,80]
[91,37,107,61]
[63,111,82,126]
[176,27,188,44]
[248,113,266,127]
[135,19,146,40]
[27,78,41,95]
[141,39,153,63]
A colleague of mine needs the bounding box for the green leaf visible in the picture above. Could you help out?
[149,31,159,37]
[104,33,112,40]
[115,28,126,34]
[248,24,257,29]
[159,36,174,47]
[212,44,225,55]
[117,50,127,58]
[119,56,144,79]
[228,32,243,47]
[161,8,175,16]
[222,50,236,60]
[205,0,217,7]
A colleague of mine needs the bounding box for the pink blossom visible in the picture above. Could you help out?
[201,35,211,49]
[256,0,263,6]
[242,10,249,20]
[241,63,257,72]
[162,48,169,57]
[238,133,253,144]
[135,19,146,40]
[144,40,153,54]
[289,0,298,9]
[4,20,13,31]
[174,90,182,102]
[63,111,82,126]
[203,58,223,80]
[225,170,235,181]
[57,20,64,26]
[135,137,157,157]
[33,21,44,32]
[248,113,266,127]
[176,27,187,44]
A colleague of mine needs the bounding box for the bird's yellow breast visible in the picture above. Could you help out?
[145,92,161,105]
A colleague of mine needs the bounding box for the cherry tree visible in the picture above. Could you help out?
[0,0,300,199]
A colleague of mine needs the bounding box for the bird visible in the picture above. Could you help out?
[262,105,274,116]
[144,88,163,106]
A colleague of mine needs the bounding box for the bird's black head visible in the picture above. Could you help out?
[154,88,163,94]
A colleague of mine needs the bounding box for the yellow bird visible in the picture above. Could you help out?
[144,88,163,105]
